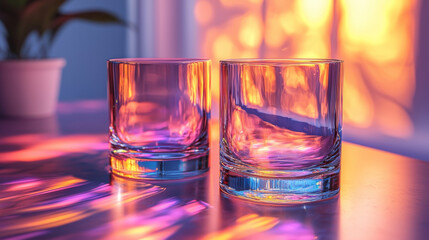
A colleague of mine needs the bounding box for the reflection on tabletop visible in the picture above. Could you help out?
[0,171,337,240]
[0,102,428,239]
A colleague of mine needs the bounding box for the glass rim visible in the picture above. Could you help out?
[220,58,343,66]
[108,58,211,64]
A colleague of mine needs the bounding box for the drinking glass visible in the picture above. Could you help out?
[220,59,343,203]
[108,58,211,179]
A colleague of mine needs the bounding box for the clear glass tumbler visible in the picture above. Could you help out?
[108,58,211,179]
[220,59,343,203]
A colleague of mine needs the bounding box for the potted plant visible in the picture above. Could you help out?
[0,0,122,117]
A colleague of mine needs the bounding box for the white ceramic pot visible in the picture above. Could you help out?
[0,58,66,118]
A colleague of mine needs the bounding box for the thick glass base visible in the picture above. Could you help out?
[110,152,209,180]
[220,164,339,204]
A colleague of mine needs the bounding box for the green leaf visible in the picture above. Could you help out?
[22,0,66,35]
[0,0,124,59]
[53,11,123,27]
[7,0,66,57]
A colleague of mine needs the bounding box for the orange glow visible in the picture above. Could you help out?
[198,0,263,115]
[184,61,211,112]
[104,198,209,240]
[241,65,263,107]
[0,135,107,162]
[207,119,221,234]
[186,63,201,106]
[238,15,263,48]
[282,66,309,90]
[339,0,417,136]
[203,214,279,240]
[220,0,263,7]
[197,0,417,140]
[0,177,164,237]
[289,93,318,119]
[1,176,85,202]
[281,66,319,119]
[213,35,235,60]
[263,0,332,58]
[111,155,156,176]
[279,13,298,35]
[194,0,213,25]
[6,181,40,191]
[205,61,212,111]
[262,66,276,94]
[343,65,374,127]
[376,97,413,138]
[298,0,332,27]
[0,211,92,233]
[119,63,136,100]
[265,15,286,48]
[0,134,50,145]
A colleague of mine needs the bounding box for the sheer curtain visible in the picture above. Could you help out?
[127,0,198,58]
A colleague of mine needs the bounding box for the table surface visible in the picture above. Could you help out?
[0,102,428,240]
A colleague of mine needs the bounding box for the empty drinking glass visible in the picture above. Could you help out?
[220,59,343,203]
[108,58,211,179]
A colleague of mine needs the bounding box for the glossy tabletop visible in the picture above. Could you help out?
[0,101,428,240]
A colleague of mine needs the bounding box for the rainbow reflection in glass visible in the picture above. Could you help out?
[108,59,211,179]
[220,59,343,203]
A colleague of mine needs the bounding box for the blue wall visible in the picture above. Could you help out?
[50,0,127,101]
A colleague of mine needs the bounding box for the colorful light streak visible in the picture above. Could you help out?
[203,213,315,240]
[0,134,108,162]
[71,198,210,240]
[0,176,164,239]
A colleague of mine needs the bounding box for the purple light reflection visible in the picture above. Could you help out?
[0,176,164,239]
[0,176,86,204]
[203,213,315,240]
[71,198,210,239]
[0,135,108,162]
[3,231,48,240]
